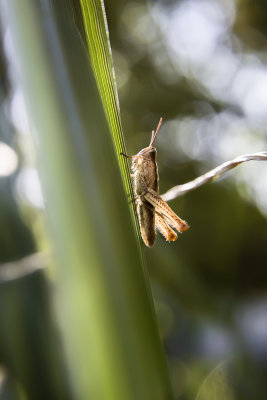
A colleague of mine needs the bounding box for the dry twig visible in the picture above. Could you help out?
[161,152,267,202]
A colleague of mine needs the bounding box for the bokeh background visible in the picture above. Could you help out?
[106,0,267,398]
[1,0,267,399]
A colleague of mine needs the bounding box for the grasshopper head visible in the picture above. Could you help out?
[138,145,157,158]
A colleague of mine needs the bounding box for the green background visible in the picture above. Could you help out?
[1,0,267,399]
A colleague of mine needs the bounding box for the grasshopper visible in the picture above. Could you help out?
[121,118,189,247]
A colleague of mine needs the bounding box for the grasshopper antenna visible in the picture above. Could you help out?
[149,117,163,147]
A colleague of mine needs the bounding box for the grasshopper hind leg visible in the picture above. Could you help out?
[155,211,178,242]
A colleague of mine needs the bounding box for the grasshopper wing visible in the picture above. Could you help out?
[136,199,156,247]
[145,188,189,233]
[155,211,178,242]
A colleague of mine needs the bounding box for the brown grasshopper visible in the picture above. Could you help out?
[121,118,189,247]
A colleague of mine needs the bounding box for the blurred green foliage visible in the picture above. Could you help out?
[105,0,267,398]
[0,0,267,399]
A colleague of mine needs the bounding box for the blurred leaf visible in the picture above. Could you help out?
[0,269,72,400]
[0,82,36,263]
[195,362,236,400]
[0,367,23,400]
[0,178,36,263]
[3,1,174,399]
